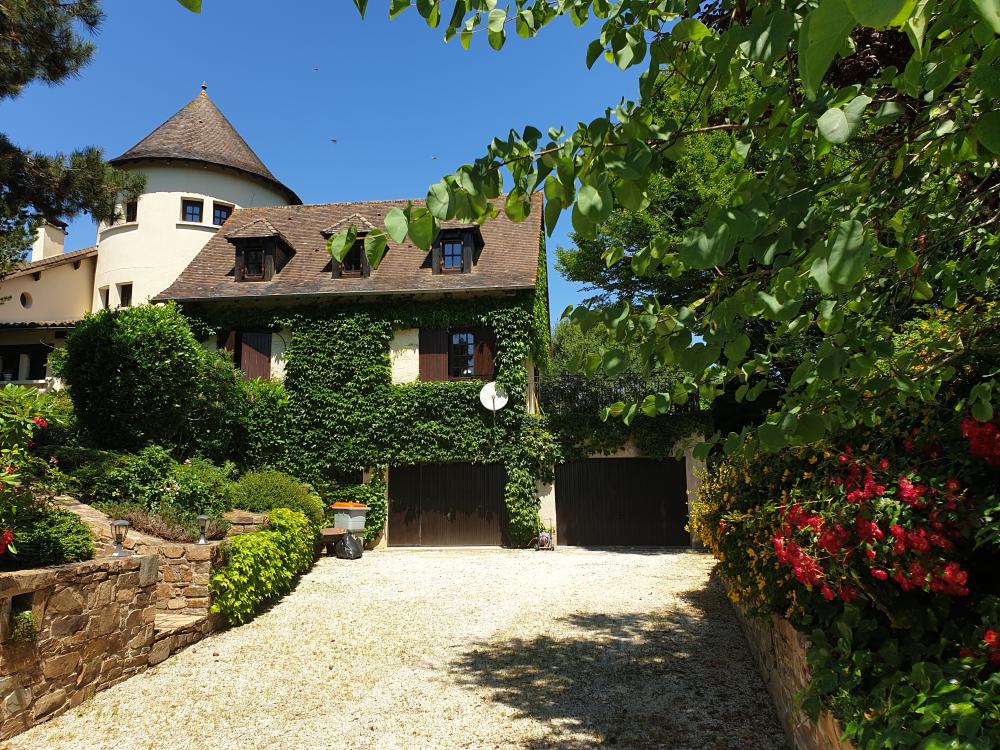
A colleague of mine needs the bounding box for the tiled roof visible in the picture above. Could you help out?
[111,89,300,205]
[156,195,543,303]
[5,246,98,280]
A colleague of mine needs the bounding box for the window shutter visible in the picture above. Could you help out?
[330,258,342,278]
[219,329,237,353]
[240,331,272,380]
[462,232,473,273]
[431,241,442,275]
[419,328,449,381]
[234,252,245,282]
[264,250,275,281]
[473,328,496,378]
[361,252,372,278]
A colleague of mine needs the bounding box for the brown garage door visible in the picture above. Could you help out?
[388,463,508,546]
[556,458,689,546]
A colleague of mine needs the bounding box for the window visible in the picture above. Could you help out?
[124,200,138,223]
[449,332,476,378]
[212,202,233,226]
[341,241,363,276]
[19,292,31,309]
[442,239,464,271]
[117,283,133,308]
[98,287,109,310]
[243,247,265,280]
[181,199,203,223]
[219,329,272,380]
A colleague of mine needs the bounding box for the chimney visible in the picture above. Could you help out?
[30,220,67,262]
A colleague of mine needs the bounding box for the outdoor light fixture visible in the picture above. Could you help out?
[196,515,210,545]
[111,519,130,557]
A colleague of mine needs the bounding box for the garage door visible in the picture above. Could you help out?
[556,458,689,546]
[388,463,508,546]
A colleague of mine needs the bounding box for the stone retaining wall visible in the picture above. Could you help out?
[734,605,853,750]
[0,555,159,740]
[146,542,222,615]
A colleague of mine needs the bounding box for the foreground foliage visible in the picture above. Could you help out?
[208,508,316,625]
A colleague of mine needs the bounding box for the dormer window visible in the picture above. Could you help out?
[243,247,265,281]
[442,238,464,271]
[432,228,483,275]
[226,217,295,283]
[341,241,364,276]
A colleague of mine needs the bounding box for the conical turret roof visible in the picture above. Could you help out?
[111,87,300,204]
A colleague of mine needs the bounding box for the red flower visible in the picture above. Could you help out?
[32,416,47,428]
[871,568,889,580]
[984,629,999,650]
[820,585,835,601]
[0,528,12,554]
[878,457,890,471]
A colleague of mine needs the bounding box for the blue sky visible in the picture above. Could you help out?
[0,0,640,320]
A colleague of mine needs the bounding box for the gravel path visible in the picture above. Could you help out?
[4,548,787,750]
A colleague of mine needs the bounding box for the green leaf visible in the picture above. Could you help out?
[364,232,388,269]
[407,208,436,250]
[796,413,827,443]
[586,39,604,68]
[746,10,794,62]
[672,18,712,43]
[846,0,913,27]
[810,220,869,293]
[577,184,605,218]
[680,216,736,269]
[352,0,368,18]
[326,226,357,262]
[758,423,786,450]
[799,0,856,99]
[175,0,202,11]
[973,0,1000,33]
[384,207,408,243]
[389,0,410,20]
[487,7,506,32]
[817,96,871,143]
[427,180,452,219]
[972,399,994,422]
[505,189,531,222]
[603,349,628,376]
[976,110,1000,154]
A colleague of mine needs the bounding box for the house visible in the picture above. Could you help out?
[1,88,702,549]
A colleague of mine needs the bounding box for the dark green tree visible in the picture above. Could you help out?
[0,1,143,276]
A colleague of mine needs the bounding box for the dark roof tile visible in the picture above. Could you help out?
[111,90,300,204]
[156,196,543,302]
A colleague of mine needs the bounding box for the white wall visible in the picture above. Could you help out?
[389,328,420,384]
[93,165,289,310]
[0,258,96,324]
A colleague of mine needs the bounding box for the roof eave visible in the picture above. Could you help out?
[154,284,536,304]
[109,155,302,206]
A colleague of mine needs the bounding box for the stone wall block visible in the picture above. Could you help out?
[47,587,84,615]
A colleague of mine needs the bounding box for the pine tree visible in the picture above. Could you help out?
[0,1,143,276]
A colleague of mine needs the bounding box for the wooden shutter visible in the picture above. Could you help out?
[219,329,237,355]
[240,331,272,380]
[473,329,496,378]
[419,328,449,381]
[431,240,442,275]
[462,231,474,273]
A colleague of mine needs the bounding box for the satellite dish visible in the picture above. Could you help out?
[479,382,509,412]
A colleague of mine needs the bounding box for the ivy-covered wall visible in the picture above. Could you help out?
[186,292,556,546]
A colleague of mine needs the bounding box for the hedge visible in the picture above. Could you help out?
[208,507,316,625]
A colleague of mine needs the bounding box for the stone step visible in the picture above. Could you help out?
[153,613,205,635]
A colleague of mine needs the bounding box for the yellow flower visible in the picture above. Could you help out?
[803,471,812,479]
[808,455,818,464]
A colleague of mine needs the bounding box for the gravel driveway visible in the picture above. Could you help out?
[4,548,786,750]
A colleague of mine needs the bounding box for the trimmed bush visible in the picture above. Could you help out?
[74,445,174,510]
[169,458,236,516]
[1,507,94,571]
[209,507,315,624]
[57,303,208,452]
[232,470,324,528]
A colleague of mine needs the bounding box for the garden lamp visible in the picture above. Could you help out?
[111,519,130,557]
[196,515,210,545]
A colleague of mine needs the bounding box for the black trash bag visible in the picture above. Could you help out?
[334,532,363,560]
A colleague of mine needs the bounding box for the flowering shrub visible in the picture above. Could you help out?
[694,408,1000,746]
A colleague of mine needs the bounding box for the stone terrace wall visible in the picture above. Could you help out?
[734,606,853,750]
[145,542,222,615]
[0,555,159,740]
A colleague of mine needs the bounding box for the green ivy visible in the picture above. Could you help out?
[186,292,554,546]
